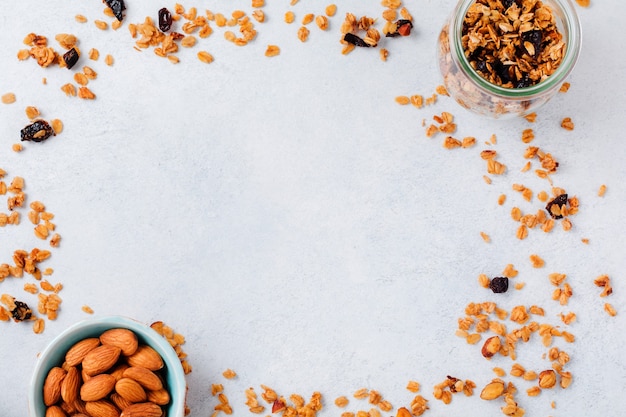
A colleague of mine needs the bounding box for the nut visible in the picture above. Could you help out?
[146,388,170,406]
[60,366,81,404]
[479,379,505,400]
[481,336,501,358]
[100,328,139,356]
[80,374,116,401]
[120,402,164,417]
[65,338,101,366]
[82,345,121,376]
[538,370,557,389]
[43,367,66,406]
[85,399,121,417]
[127,345,164,371]
[122,367,163,391]
[116,377,148,403]
[45,405,67,417]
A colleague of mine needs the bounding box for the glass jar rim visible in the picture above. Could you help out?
[451,0,582,99]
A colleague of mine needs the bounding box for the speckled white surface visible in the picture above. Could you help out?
[1,1,625,416]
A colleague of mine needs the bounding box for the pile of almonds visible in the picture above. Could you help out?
[43,328,170,417]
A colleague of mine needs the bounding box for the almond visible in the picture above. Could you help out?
[481,336,501,358]
[110,363,131,381]
[123,367,163,391]
[60,366,81,404]
[126,345,163,371]
[479,379,505,400]
[146,388,170,406]
[100,328,139,356]
[80,374,116,401]
[111,392,134,410]
[65,338,101,366]
[116,377,148,403]
[45,405,67,417]
[44,367,67,406]
[85,400,121,417]
[120,402,163,417]
[82,344,121,376]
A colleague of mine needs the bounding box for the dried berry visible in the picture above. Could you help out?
[502,0,520,9]
[11,300,32,321]
[343,33,369,47]
[105,0,126,21]
[21,120,55,143]
[386,19,413,37]
[522,30,543,57]
[159,7,173,32]
[546,193,568,219]
[63,48,79,70]
[489,277,509,293]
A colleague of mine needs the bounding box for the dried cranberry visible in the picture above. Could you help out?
[386,19,413,37]
[546,194,568,219]
[11,300,32,321]
[343,33,369,47]
[489,277,509,293]
[159,7,172,32]
[63,47,79,69]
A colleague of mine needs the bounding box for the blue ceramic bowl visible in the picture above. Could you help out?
[29,316,186,417]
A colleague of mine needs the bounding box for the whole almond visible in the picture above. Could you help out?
[481,336,501,358]
[123,367,163,391]
[82,344,121,376]
[85,400,121,417]
[80,374,116,401]
[479,379,505,400]
[45,405,67,417]
[100,328,139,356]
[111,392,134,411]
[60,366,81,404]
[43,367,67,406]
[110,363,131,381]
[120,402,163,417]
[146,388,170,406]
[65,338,101,366]
[116,377,148,403]
[126,345,163,371]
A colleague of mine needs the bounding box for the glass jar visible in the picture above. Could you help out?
[438,0,582,118]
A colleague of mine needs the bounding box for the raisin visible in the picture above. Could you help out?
[489,277,509,293]
[515,74,532,88]
[21,120,55,143]
[63,47,79,70]
[522,30,543,57]
[11,300,32,321]
[105,0,126,21]
[343,33,370,47]
[159,7,172,32]
[546,193,568,219]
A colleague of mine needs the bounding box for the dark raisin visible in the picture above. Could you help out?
[343,33,370,47]
[522,30,543,57]
[63,47,79,70]
[546,193,568,219]
[21,120,55,143]
[11,300,32,321]
[474,59,489,74]
[105,0,126,21]
[489,277,509,293]
[159,7,172,32]
[492,60,513,84]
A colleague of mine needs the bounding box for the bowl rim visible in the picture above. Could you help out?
[28,315,186,417]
